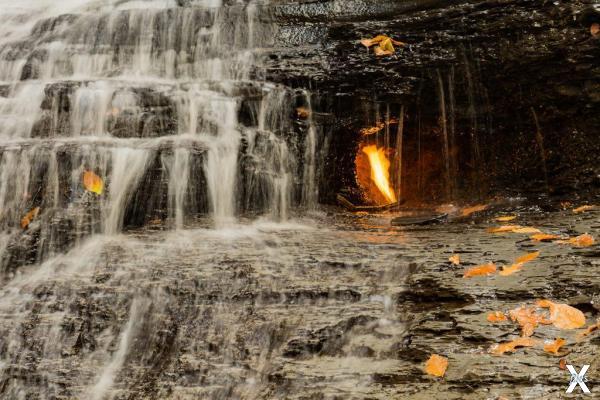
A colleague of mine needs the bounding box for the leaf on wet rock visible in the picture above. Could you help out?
[424,354,448,377]
[557,233,595,248]
[559,358,567,370]
[499,263,523,276]
[83,170,104,195]
[579,319,600,338]
[591,23,600,37]
[296,107,310,119]
[537,300,586,330]
[515,251,539,264]
[573,205,596,213]
[490,337,537,356]
[461,204,488,217]
[495,215,517,222]
[511,227,542,234]
[448,254,460,265]
[509,306,550,337]
[360,35,405,57]
[463,263,496,278]
[21,207,40,229]
[543,338,566,355]
[487,311,508,323]
[487,225,521,233]
[530,233,561,242]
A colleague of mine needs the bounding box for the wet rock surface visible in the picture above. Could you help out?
[0,207,598,399]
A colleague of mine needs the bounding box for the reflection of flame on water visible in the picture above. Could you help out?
[360,145,397,204]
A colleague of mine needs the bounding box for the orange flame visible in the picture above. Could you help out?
[361,145,397,204]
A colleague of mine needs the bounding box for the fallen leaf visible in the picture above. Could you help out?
[374,46,394,56]
[21,207,40,229]
[379,37,395,53]
[463,263,496,278]
[499,263,523,276]
[449,254,460,265]
[579,320,600,337]
[515,251,540,264]
[537,299,586,330]
[83,171,104,195]
[559,358,567,370]
[360,35,389,48]
[530,233,561,242]
[424,354,448,377]
[567,233,595,247]
[495,215,517,222]
[592,23,600,37]
[543,338,566,355]
[487,311,508,323]
[573,205,595,214]
[461,204,488,217]
[360,122,385,136]
[487,225,521,233]
[511,227,542,234]
[509,306,551,336]
[560,201,572,210]
[296,107,310,119]
[490,337,537,356]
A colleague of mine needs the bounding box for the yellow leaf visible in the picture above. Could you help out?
[487,311,507,323]
[543,338,566,355]
[530,233,561,242]
[515,251,540,264]
[461,204,488,217]
[487,225,521,233]
[374,46,394,57]
[379,37,395,53]
[463,263,496,278]
[21,207,40,229]
[537,299,586,330]
[511,227,542,234]
[573,205,595,214]
[424,354,448,377]
[360,35,405,48]
[83,171,104,195]
[448,254,460,265]
[499,263,523,276]
[490,337,537,356]
[509,306,551,337]
[495,215,517,222]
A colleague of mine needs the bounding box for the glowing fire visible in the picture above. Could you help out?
[361,145,397,204]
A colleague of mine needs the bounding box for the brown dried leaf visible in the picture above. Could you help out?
[499,263,523,276]
[487,311,508,323]
[83,170,104,195]
[537,299,586,330]
[448,254,460,265]
[463,263,496,278]
[592,23,600,37]
[21,207,40,229]
[296,107,310,119]
[495,215,517,222]
[424,354,448,377]
[516,251,540,264]
[559,358,567,370]
[490,337,537,356]
[543,338,566,355]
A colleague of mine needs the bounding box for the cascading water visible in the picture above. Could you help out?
[0,1,324,398]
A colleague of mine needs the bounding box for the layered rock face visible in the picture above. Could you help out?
[264,0,600,203]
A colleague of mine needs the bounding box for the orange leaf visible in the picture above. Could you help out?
[573,205,595,214]
[509,306,551,337]
[543,338,566,355]
[83,171,104,195]
[360,35,390,48]
[579,320,600,338]
[424,354,448,377]
[559,358,567,370]
[530,233,561,242]
[495,215,517,222]
[490,337,537,356]
[374,46,394,56]
[487,225,521,233]
[591,23,600,37]
[448,254,460,265]
[567,234,595,248]
[296,107,310,119]
[511,227,543,234]
[515,251,540,264]
[537,299,586,330]
[20,207,40,229]
[499,263,523,276]
[461,204,488,217]
[487,311,507,323]
[463,263,496,278]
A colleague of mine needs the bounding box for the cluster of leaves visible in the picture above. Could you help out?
[360,35,406,57]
